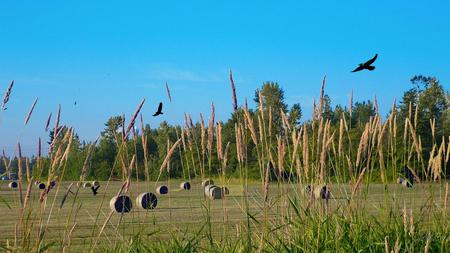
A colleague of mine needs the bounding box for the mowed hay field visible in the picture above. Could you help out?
[0,180,447,251]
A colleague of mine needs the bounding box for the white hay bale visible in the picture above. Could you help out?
[136,192,158,209]
[110,195,133,213]
[83,182,92,188]
[180,181,191,190]
[37,182,46,190]
[156,185,169,195]
[204,185,222,200]
[92,181,100,187]
[313,184,330,200]
[8,181,18,189]
[202,179,214,188]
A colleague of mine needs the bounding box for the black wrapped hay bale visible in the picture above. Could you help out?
[50,181,56,188]
[37,182,46,190]
[110,195,132,213]
[8,181,18,189]
[156,185,169,195]
[180,181,191,190]
[92,181,100,187]
[136,192,158,209]
[314,184,330,200]
[202,179,214,188]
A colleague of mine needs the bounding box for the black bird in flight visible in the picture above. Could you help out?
[153,102,163,116]
[91,185,100,196]
[352,54,378,72]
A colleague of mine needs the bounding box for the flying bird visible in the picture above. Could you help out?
[153,102,163,116]
[91,185,100,196]
[352,54,378,72]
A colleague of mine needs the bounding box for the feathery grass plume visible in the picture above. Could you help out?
[393,114,397,139]
[446,136,450,164]
[384,236,389,253]
[235,124,242,163]
[317,75,326,117]
[407,118,422,163]
[430,118,436,140]
[338,118,344,157]
[291,128,301,168]
[258,91,264,117]
[424,233,431,253]
[320,120,331,182]
[121,113,126,140]
[349,90,353,121]
[444,182,448,210]
[263,160,270,202]
[158,139,181,179]
[207,101,215,156]
[61,128,74,163]
[200,113,206,154]
[302,123,309,181]
[356,123,369,167]
[165,81,172,102]
[351,166,367,197]
[25,157,31,182]
[24,97,38,125]
[17,142,23,207]
[414,103,419,128]
[181,125,187,152]
[276,135,285,179]
[268,106,273,139]
[45,112,52,132]
[280,108,291,132]
[311,98,317,130]
[216,123,223,161]
[166,139,170,172]
[79,138,98,181]
[229,68,238,112]
[258,114,264,145]
[408,101,412,119]
[2,80,14,110]
[124,99,145,140]
[394,237,399,253]
[374,95,379,115]
[346,155,353,180]
[222,142,230,175]
[244,106,258,145]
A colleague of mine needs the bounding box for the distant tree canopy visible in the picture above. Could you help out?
[2,75,448,181]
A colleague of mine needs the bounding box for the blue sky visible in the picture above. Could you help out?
[0,1,449,155]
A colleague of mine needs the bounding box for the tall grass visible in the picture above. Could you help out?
[0,79,448,252]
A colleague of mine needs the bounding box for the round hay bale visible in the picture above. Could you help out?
[110,195,132,213]
[313,184,330,200]
[204,185,216,195]
[180,181,191,190]
[156,185,169,195]
[136,192,158,209]
[209,187,223,200]
[34,181,40,186]
[83,182,92,188]
[397,177,404,184]
[92,181,100,187]
[204,185,222,200]
[202,179,214,188]
[8,181,18,189]
[37,182,46,190]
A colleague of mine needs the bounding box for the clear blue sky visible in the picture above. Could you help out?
[0,1,449,155]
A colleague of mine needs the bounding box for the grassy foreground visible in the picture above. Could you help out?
[0,180,448,252]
